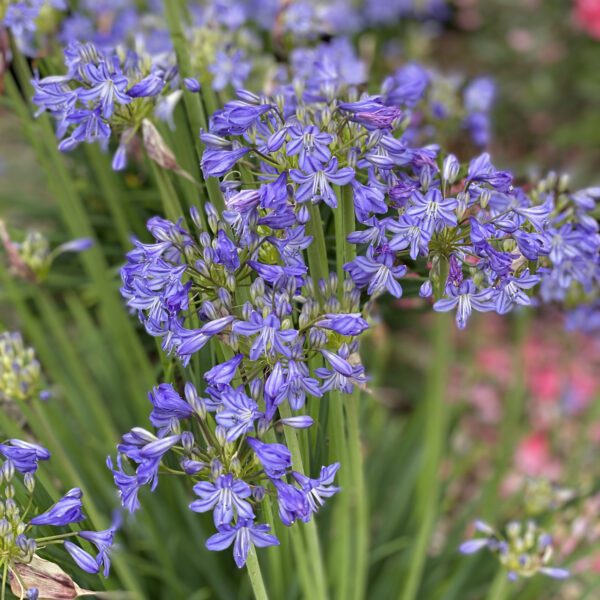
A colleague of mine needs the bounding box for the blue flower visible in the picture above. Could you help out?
[205,518,279,568]
[495,271,540,315]
[77,58,131,119]
[215,386,261,442]
[30,488,85,526]
[127,71,165,98]
[272,479,311,526]
[246,438,291,478]
[316,347,367,394]
[77,520,118,577]
[433,280,495,329]
[148,383,194,433]
[292,462,340,515]
[205,354,244,387]
[65,541,100,575]
[209,49,251,91]
[315,313,369,336]
[0,440,50,474]
[190,474,254,526]
[201,146,249,178]
[344,246,407,298]
[232,312,297,361]
[290,158,355,208]
[405,188,458,233]
[286,125,332,170]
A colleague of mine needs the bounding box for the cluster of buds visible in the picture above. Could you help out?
[460,520,569,581]
[0,332,46,407]
[0,221,92,283]
[0,439,116,598]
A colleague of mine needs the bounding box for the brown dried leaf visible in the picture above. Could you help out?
[10,556,96,600]
[141,119,196,183]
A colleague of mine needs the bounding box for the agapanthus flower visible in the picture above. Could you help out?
[205,519,279,568]
[190,475,254,526]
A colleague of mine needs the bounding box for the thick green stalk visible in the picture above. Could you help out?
[246,548,269,600]
[339,185,368,600]
[84,143,133,249]
[279,403,329,600]
[150,160,187,222]
[486,569,509,600]
[306,204,330,291]
[399,313,452,600]
[163,0,224,212]
[328,391,351,600]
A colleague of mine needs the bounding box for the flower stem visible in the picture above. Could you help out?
[1,561,7,600]
[486,568,509,600]
[246,548,269,600]
[399,312,452,600]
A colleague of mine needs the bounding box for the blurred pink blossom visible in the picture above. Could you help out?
[574,0,600,39]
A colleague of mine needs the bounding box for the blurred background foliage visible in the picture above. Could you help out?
[0,0,599,599]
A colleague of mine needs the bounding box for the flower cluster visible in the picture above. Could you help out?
[113,196,375,565]
[0,222,92,282]
[460,520,569,581]
[31,40,171,169]
[199,79,599,329]
[0,332,47,404]
[0,0,65,54]
[0,438,115,598]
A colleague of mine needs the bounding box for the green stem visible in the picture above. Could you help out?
[279,404,329,600]
[306,204,329,293]
[1,561,6,600]
[328,391,351,600]
[486,568,510,600]
[399,313,452,600]
[246,547,269,600]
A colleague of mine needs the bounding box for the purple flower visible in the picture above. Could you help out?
[273,479,311,526]
[148,383,194,433]
[30,488,85,526]
[77,521,118,577]
[344,247,407,298]
[127,71,166,98]
[315,313,369,336]
[184,78,201,92]
[77,58,131,119]
[317,347,367,393]
[190,474,254,526]
[290,158,355,209]
[106,455,143,513]
[433,280,495,329]
[232,312,297,361]
[406,188,458,233]
[383,63,429,107]
[0,440,50,474]
[205,354,243,387]
[58,108,111,151]
[467,153,512,192]
[341,101,403,130]
[201,146,249,178]
[286,125,332,170]
[205,518,279,568]
[65,542,100,575]
[211,101,272,136]
[216,386,261,442]
[246,438,291,478]
[175,316,236,363]
[209,49,251,91]
[292,463,340,515]
[495,271,540,315]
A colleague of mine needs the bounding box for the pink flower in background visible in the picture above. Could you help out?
[528,367,562,405]
[574,0,600,39]
[515,432,562,479]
